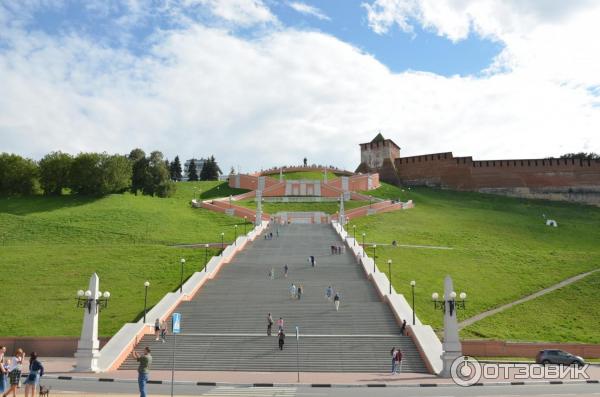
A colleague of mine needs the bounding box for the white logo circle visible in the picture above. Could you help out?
[450,356,482,387]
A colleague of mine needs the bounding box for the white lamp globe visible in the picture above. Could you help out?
[144,281,150,287]
[410,280,416,286]
[205,244,209,248]
[103,291,111,299]
[432,292,439,300]
[84,290,92,297]
[77,290,84,297]
[180,258,186,264]
[459,292,467,300]
[387,259,392,265]
[450,291,457,299]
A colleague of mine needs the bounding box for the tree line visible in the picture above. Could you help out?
[0,149,221,197]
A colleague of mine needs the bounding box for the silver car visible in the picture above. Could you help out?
[535,349,585,366]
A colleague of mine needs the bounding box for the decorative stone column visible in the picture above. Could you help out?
[440,275,462,377]
[74,273,101,372]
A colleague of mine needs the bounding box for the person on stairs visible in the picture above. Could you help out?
[278,330,285,350]
[267,313,274,336]
[334,292,341,311]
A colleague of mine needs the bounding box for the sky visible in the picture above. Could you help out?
[1,0,599,173]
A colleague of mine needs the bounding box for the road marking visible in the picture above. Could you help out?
[201,386,296,396]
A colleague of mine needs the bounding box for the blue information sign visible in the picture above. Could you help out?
[172,312,181,334]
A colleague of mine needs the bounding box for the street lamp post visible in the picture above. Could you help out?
[234,224,238,245]
[372,244,377,272]
[143,281,150,323]
[353,225,356,246]
[204,244,209,272]
[410,280,416,325]
[220,232,225,254]
[431,291,467,316]
[179,258,185,293]
[244,216,248,235]
[387,259,392,294]
[362,232,366,257]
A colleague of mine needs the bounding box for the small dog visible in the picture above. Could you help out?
[39,385,51,396]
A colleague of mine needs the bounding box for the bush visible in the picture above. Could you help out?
[0,153,39,196]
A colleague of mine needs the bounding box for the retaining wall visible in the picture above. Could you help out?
[463,340,600,358]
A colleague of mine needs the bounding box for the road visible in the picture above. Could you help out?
[42,378,600,396]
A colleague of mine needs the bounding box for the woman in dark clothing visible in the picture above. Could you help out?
[278,330,285,350]
[23,352,44,397]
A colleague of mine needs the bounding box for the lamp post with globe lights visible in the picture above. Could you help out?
[361,233,366,257]
[387,259,392,293]
[372,244,377,272]
[179,258,186,293]
[234,224,238,245]
[221,232,225,254]
[244,216,248,235]
[352,225,356,245]
[204,244,209,271]
[143,281,150,323]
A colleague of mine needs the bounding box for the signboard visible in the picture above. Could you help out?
[172,312,181,334]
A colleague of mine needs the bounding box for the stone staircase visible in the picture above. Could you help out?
[120,223,428,373]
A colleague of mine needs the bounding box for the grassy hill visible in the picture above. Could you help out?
[350,183,600,343]
[0,181,248,337]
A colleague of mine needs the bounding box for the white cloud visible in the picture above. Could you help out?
[191,0,276,26]
[0,3,599,173]
[288,2,330,21]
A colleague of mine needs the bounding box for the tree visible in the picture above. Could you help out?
[560,152,599,160]
[69,152,104,195]
[39,151,73,195]
[200,156,220,181]
[129,149,150,194]
[188,159,199,181]
[100,154,132,194]
[0,153,38,196]
[170,156,183,181]
[148,151,175,197]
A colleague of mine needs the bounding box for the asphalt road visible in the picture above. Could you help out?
[41,378,600,396]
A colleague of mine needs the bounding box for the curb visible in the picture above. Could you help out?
[40,375,599,388]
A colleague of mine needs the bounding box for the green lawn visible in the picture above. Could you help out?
[0,182,249,337]
[236,199,368,214]
[264,170,338,180]
[349,184,600,343]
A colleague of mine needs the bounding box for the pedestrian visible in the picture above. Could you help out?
[2,348,24,397]
[132,347,152,397]
[267,313,274,336]
[160,321,168,343]
[395,349,403,374]
[154,318,160,341]
[334,292,340,311]
[390,347,397,374]
[276,228,279,238]
[270,267,275,280]
[400,319,407,336]
[309,255,316,267]
[23,352,44,397]
[325,285,333,301]
[283,264,288,278]
[277,317,284,332]
[289,283,296,299]
[0,346,7,394]
[297,285,302,300]
[330,245,335,255]
[278,330,286,350]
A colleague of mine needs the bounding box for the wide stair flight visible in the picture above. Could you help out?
[120,223,428,373]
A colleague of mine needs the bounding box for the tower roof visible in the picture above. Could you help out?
[360,133,400,149]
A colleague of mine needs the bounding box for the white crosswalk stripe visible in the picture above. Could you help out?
[201,386,296,396]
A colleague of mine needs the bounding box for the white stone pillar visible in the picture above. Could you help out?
[74,273,101,372]
[440,275,462,377]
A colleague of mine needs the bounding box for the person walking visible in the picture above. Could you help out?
[23,352,44,397]
[394,349,403,374]
[333,292,341,311]
[283,264,288,278]
[270,267,275,280]
[289,283,297,299]
[2,348,24,397]
[267,313,274,336]
[132,347,152,397]
[400,319,407,336]
[311,256,316,267]
[278,330,286,350]
[0,346,7,394]
[160,321,168,343]
[325,285,333,301]
[390,347,397,374]
[277,317,284,332]
[297,285,302,300]
[154,318,160,341]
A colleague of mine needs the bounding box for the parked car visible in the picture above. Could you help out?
[535,350,585,366]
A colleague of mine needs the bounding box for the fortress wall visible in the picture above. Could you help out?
[394,153,600,205]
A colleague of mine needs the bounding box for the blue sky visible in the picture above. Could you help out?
[1,1,599,170]
[25,1,502,77]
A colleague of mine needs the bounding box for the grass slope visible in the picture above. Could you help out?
[349,184,600,343]
[0,182,249,337]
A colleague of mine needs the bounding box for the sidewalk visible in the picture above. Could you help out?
[42,357,600,387]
